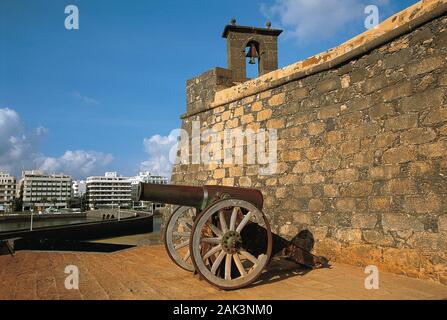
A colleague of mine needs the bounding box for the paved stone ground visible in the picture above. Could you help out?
[1,245,446,300]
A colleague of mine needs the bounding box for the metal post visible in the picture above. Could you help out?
[30,209,34,231]
[118,205,121,221]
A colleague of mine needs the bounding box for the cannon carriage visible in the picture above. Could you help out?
[138,183,328,290]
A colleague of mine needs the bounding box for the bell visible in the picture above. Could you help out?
[246,42,259,65]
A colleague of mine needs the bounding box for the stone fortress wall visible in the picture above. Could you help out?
[171,0,447,283]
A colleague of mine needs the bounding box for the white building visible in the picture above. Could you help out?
[129,171,169,208]
[19,170,72,211]
[72,180,86,197]
[129,171,168,185]
[86,172,132,209]
[0,172,16,212]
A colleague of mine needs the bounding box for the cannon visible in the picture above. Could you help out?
[138,183,329,290]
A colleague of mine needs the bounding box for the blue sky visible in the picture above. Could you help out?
[0,0,418,179]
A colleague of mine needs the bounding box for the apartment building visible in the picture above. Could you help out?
[0,172,16,212]
[72,180,86,197]
[19,170,72,211]
[86,172,132,209]
[130,171,168,209]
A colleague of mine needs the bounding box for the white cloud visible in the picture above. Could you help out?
[0,107,113,179]
[140,131,179,178]
[35,150,114,177]
[72,91,99,105]
[0,108,38,174]
[260,0,390,42]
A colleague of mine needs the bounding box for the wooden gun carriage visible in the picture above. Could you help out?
[138,183,328,290]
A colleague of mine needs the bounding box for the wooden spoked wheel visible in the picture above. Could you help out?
[164,206,196,272]
[190,199,272,290]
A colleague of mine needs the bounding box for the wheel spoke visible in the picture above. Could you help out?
[229,207,238,231]
[201,237,221,244]
[236,212,252,233]
[179,220,193,231]
[182,249,190,262]
[174,240,189,250]
[233,254,247,277]
[219,210,228,233]
[203,244,222,261]
[211,250,226,275]
[173,231,190,237]
[240,250,259,265]
[206,222,223,237]
[225,254,232,280]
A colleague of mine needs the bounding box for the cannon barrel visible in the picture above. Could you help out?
[137,183,263,211]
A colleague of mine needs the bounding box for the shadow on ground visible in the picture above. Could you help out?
[14,239,135,253]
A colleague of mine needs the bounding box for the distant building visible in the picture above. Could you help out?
[19,170,72,211]
[86,172,132,209]
[129,171,168,209]
[72,180,86,197]
[0,172,16,212]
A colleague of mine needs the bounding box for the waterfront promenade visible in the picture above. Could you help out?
[1,245,446,300]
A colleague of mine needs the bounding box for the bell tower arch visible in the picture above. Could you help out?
[222,19,282,82]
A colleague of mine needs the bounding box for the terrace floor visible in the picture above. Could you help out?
[1,244,446,300]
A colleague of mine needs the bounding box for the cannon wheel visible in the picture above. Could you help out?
[190,199,272,290]
[164,206,196,272]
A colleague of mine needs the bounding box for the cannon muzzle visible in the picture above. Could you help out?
[137,183,263,211]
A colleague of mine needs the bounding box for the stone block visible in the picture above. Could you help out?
[334,228,362,243]
[324,184,339,197]
[268,93,285,107]
[383,178,416,195]
[251,101,263,112]
[369,103,395,120]
[385,114,418,131]
[407,56,444,77]
[213,168,226,179]
[317,79,339,93]
[382,213,424,232]
[340,140,360,156]
[335,198,356,211]
[383,146,416,164]
[292,161,312,173]
[266,118,285,129]
[382,82,412,102]
[408,161,435,176]
[238,176,252,187]
[306,198,323,212]
[422,107,447,125]
[403,194,442,213]
[439,215,447,233]
[362,230,394,246]
[341,181,373,197]
[401,88,444,112]
[257,109,272,121]
[307,121,326,135]
[303,173,325,184]
[241,114,254,124]
[333,169,359,183]
[418,141,447,158]
[304,147,325,160]
[293,185,313,198]
[400,128,437,145]
[369,166,400,180]
[291,87,309,100]
[369,196,392,211]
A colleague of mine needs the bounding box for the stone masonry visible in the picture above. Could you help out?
[171,1,447,284]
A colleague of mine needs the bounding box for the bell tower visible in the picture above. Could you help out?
[222,19,283,82]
